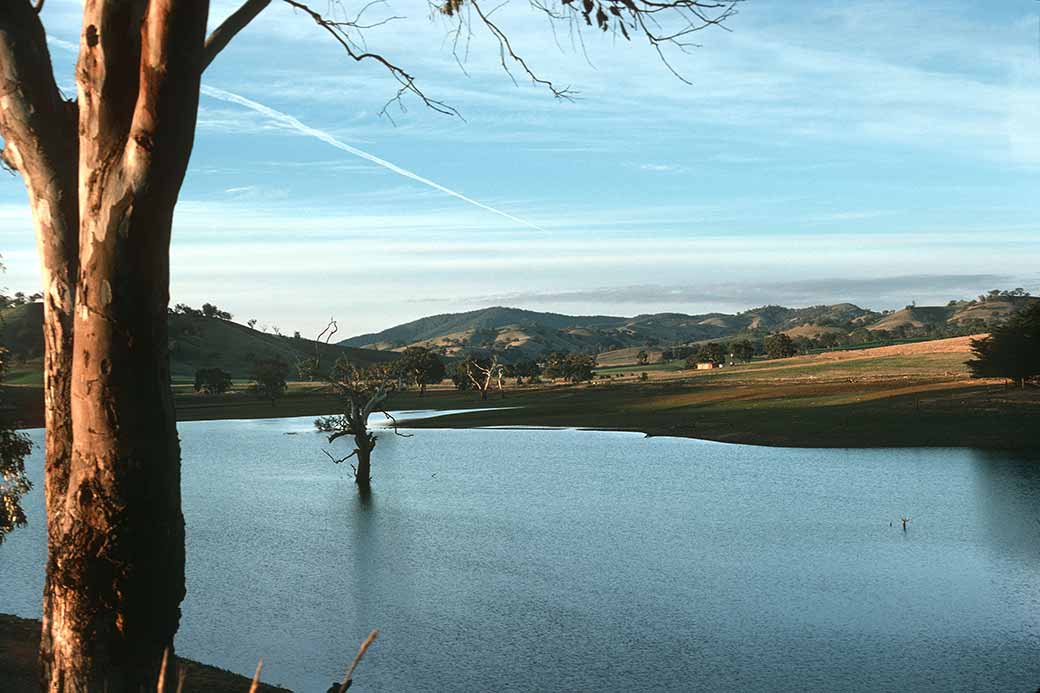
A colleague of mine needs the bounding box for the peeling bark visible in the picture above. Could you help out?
[4,1,206,689]
[0,6,80,687]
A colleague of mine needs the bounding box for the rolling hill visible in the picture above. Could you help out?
[0,304,395,382]
[339,294,1037,361]
[5,291,1035,378]
[338,304,882,356]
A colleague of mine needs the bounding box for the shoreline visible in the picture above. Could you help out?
[0,614,291,693]
[9,378,1040,451]
[6,336,1039,450]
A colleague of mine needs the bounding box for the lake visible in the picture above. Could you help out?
[2,417,1039,691]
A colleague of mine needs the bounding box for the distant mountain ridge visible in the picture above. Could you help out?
[339,293,1038,361]
[341,306,633,348]
[5,292,1035,377]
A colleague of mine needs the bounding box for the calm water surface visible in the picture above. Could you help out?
[2,417,1039,691]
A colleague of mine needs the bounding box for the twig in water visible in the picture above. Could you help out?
[157,648,170,692]
[248,659,264,693]
[339,629,380,691]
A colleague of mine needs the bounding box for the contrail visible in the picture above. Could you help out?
[200,85,545,231]
[44,37,543,230]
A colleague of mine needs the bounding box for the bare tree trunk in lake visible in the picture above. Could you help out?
[354,439,373,489]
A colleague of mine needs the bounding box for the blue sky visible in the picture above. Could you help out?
[2,0,1040,336]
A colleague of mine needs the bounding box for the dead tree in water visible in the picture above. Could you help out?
[315,358,408,489]
[311,321,408,489]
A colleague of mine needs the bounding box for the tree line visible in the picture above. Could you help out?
[661,335,795,366]
[0,261,34,544]
[968,303,1040,388]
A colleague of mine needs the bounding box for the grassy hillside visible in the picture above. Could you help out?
[166,313,395,379]
[0,306,395,382]
[396,335,1040,449]
[0,302,44,361]
[10,334,1038,450]
[339,304,886,358]
[337,294,1038,363]
[341,306,626,349]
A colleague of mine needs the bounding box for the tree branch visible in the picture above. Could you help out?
[203,0,272,71]
[467,1,576,99]
[327,430,353,443]
[125,0,208,191]
[446,0,741,97]
[280,0,461,118]
[0,1,74,179]
[381,409,413,438]
[77,0,149,167]
[323,448,358,465]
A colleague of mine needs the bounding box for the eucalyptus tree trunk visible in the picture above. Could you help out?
[2,2,207,689]
[0,11,79,663]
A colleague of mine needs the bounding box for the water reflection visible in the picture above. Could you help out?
[2,422,1039,692]
[347,486,378,632]
[354,484,374,509]
[970,449,1040,566]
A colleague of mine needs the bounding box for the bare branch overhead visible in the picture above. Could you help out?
[441,0,742,95]
[201,0,740,119]
[0,1,75,177]
[279,0,461,118]
[203,0,272,71]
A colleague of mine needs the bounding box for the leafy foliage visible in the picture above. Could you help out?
[543,352,596,383]
[395,347,447,393]
[764,333,797,360]
[731,339,755,362]
[504,359,542,384]
[451,362,473,392]
[201,303,233,320]
[0,291,42,308]
[173,302,232,320]
[251,357,289,402]
[0,347,32,544]
[699,342,727,364]
[967,303,1040,387]
[193,367,233,394]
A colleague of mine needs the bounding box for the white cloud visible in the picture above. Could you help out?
[635,163,687,174]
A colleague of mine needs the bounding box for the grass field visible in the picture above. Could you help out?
[5,336,1038,448]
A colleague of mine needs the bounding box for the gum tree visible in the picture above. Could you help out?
[461,353,506,400]
[0,1,740,688]
[315,357,405,490]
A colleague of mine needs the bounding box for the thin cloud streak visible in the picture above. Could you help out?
[199,85,546,231]
[447,274,1021,309]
